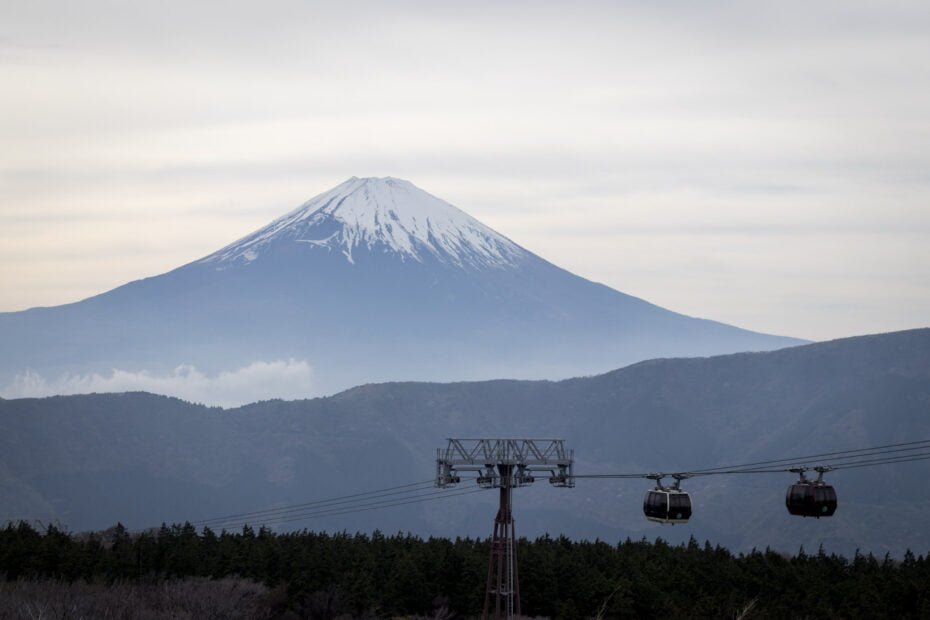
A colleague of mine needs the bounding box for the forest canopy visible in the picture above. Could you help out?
[2,522,929,618]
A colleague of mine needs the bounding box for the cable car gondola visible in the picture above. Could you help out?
[643,474,692,524]
[786,467,837,518]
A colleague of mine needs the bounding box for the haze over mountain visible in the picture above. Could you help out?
[0,177,803,402]
[2,329,927,556]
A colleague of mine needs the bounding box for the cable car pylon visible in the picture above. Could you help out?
[436,438,574,620]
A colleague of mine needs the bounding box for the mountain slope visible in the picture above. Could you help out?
[1,329,928,555]
[0,177,804,400]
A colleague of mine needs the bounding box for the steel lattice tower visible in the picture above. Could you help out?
[436,439,574,620]
[486,464,518,618]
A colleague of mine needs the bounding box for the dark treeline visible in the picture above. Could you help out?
[2,522,930,619]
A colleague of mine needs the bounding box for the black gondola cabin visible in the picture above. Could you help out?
[643,488,692,524]
[786,481,837,518]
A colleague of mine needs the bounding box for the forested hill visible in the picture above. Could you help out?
[3,523,930,618]
[1,328,929,556]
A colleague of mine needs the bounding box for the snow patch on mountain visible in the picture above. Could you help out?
[203,177,527,268]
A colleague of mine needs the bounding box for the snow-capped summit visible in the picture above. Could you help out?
[204,177,526,268]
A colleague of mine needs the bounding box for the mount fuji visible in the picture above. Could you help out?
[0,177,804,400]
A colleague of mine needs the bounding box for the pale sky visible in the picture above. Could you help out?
[2,1,928,342]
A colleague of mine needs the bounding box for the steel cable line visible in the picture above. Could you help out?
[573,438,930,480]
[188,484,439,527]
[690,448,930,476]
[198,487,485,532]
[194,485,468,530]
[183,479,436,528]
[131,479,436,534]
[572,473,652,480]
[140,478,484,534]
[827,453,930,471]
[809,446,930,466]
[676,450,930,477]
[250,487,485,529]
[682,438,930,475]
[679,467,795,476]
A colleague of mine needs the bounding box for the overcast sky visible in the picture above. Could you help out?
[1,0,928,341]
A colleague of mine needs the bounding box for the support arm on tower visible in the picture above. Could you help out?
[435,438,575,489]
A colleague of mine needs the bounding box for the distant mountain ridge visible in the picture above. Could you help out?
[0,177,804,401]
[1,328,928,556]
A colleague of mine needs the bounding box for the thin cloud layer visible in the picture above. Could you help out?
[2,360,316,408]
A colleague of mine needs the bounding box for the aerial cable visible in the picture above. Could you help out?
[246,487,484,529]
[184,479,435,527]
[187,482,438,527]
[691,448,930,477]
[193,485,468,529]
[197,487,484,532]
[827,453,930,471]
[811,446,930,466]
[573,438,930,480]
[146,478,481,534]
[573,473,652,480]
[681,438,930,475]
